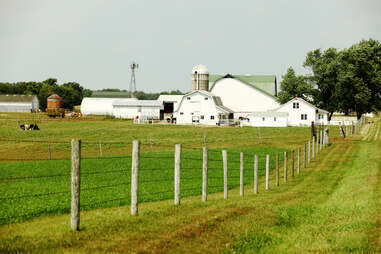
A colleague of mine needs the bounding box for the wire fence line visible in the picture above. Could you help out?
[0,122,365,229]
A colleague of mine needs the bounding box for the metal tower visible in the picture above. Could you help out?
[129,62,139,98]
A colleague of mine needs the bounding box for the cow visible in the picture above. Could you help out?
[19,124,40,130]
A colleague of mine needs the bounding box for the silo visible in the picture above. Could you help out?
[191,64,209,91]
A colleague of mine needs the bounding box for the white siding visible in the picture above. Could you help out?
[210,78,280,112]
[113,105,161,119]
[248,115,288,127]
[81,98,115,116]
[176,92,227,125]
[0,102,33,112]
[276,98,328,126]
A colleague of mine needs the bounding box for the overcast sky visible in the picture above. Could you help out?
[1,0,380,93]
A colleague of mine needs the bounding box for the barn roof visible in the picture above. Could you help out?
[0,94,37,103]
[209,74,277,97]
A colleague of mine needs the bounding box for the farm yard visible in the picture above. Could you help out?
[1,113,381,253]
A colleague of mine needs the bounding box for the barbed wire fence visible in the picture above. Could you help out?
[0,120,366,229]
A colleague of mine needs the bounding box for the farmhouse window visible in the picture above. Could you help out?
[274,117,276,121]
[301,114,307,120]
[293,102,299,109]
[262,117,265,121]
[210,116,214,120]
[201,115,204,119]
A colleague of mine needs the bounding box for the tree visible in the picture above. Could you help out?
[336,39,381,119]
[277,67,310,104]
[303,48,341,120]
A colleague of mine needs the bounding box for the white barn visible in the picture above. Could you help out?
[175,90,234,125]
[157,95,183,121]
[80,97,163,119]
[275,97,329,126]
[113,100,163,119]
[0,94,39,112]
[209,74,280,116]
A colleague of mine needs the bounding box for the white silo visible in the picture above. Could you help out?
[191,64,209,91]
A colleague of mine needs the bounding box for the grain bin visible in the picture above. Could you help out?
[47,94,62,109]
[191,64,209,91]
[46,94,64,117]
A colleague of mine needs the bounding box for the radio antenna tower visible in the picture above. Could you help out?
[129,61,139,98]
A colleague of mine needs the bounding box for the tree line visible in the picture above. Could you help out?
[278,38,381,119]
[0,78,92,110]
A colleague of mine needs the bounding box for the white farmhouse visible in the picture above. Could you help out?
[209,74,280,116]
[0,94,39,112]
[113,100,163,119]
[175,90,233,125]
[275,97,328,126]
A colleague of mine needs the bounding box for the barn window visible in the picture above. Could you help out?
[201,115,204,119]
[262,117,265,121]
[187,97,191,100]
[180,112,184,115]
[293,102,299,109]
[274,117,277,121]
[204,97,208,100]
[210,115,214,120]
[191,112,194,115]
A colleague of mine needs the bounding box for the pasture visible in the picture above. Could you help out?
[3,112,374,253]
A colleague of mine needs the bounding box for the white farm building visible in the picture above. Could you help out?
[0,94,39,112]
[113,100,163,119]
[175,90,233,125]
[275,97,329,126]
[81,97,163,119]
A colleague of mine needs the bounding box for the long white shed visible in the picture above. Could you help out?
[112,100,163,119]
[81,97,138,116]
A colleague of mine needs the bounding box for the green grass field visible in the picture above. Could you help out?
[0,146,287,225]
[2,112,371,253]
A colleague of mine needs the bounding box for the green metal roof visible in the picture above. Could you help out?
[0,94,37,103]
[209,74,277,98]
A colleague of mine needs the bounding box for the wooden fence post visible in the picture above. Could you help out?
[71,139,81,231]
[316,133,319,154]
[240,152,244,197]
[222,150,228,199]
[48,143,52,160]
[283,152,287,182]
[320,130,323,151]
[202,147,208,202]
[174,144,181,206]
[276,152,279,187]
[99,141,103,157]
[131,140,139,216]
[304,143,307,168]
[308,140,311,163]
[291,150,295,178]
[254,154,258,194]
[312,137,315,159]
[297,147,300,174]
[265,154,270,190]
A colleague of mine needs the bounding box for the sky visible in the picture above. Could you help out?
[1,0,380,93]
